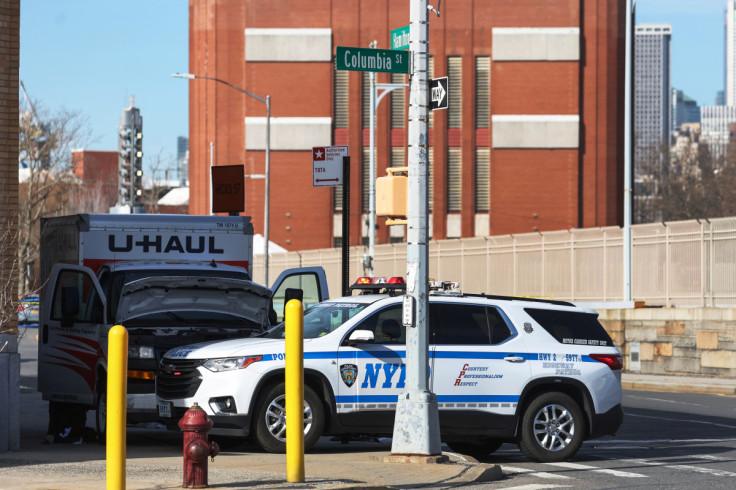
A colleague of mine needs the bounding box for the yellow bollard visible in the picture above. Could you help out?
[106,325,128,490]
[285,299,305,483]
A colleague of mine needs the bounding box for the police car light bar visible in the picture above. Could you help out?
[350,276,406,295]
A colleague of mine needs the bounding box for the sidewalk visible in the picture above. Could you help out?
[0,436,501,490]
[1,372,734,489]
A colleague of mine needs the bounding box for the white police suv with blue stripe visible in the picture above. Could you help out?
[157,279,623,462]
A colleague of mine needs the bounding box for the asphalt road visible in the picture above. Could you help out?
[16,328,736,489]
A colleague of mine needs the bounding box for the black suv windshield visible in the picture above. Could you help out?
[264,302,368,339]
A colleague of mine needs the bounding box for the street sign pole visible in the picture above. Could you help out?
[391,0,442,456]
[368,50,376,276]
[342,156,350,297]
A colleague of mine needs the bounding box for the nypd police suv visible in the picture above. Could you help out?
[156,279,623,462]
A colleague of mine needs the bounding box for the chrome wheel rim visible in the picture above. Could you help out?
[264,394,313,442]
[532,403,575,451]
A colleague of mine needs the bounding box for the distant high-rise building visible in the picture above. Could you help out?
[726,1,736,105]
[701,105,736,158]
[634,24,671,223]
[716,90,726,106]
[177,136,189,185]
[635,24,671,166]
[671,89,701,136]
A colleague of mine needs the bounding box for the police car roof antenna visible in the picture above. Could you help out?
[428,0,441,17]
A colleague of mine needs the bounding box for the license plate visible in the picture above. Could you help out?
[158,401,173,418]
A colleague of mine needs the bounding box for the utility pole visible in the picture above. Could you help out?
[391,0,442,456]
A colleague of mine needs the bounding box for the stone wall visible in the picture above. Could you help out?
[599,308,736,378]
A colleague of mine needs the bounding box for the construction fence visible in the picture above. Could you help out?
[256,217,736,308]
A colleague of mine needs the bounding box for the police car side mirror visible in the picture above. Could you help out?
[347,330,374,346]
[60,286,79,328]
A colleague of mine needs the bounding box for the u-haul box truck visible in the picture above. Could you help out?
[38,214,328,441]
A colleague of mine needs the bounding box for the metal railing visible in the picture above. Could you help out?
[257,217,736,307]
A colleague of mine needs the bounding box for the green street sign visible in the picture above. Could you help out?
[391,25,410,50]
[336,46,410,74]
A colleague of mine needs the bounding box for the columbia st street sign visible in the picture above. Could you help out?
[336,46,410,74]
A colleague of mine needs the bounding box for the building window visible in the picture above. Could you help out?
[448,56,462,129]
[362,72,370,128]
[475,147,490,212]
[334,69,349,129]
[447,147,462,212]
[362,147,370,210]
[429,147,434,212]
[391,73,406,129]
[391,147,405,168]
[429,56,435,129]
[475,57,490,129]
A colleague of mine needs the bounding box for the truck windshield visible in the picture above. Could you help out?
[263,302,367,339]
[106,269,249,323]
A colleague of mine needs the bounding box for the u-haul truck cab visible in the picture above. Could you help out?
[38,214,328,441]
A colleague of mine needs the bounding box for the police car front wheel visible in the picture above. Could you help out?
[253,382,325,453]
[519,392,585,462]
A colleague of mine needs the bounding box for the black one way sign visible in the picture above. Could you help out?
[430,76,448,110]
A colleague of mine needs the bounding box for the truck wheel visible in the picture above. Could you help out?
[518,392,585,462]
[254,382,324,453]
[95,379,107,444]
[445,439,503,459]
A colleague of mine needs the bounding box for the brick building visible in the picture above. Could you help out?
[187,0,625,251]
[71,150,119,209]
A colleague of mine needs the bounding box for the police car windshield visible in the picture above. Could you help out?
[263,302,367,339]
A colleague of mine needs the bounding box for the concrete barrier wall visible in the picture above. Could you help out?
[599,308,736,378]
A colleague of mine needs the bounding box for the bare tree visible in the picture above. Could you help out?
[658,143,724,221]
[0,204,21,335]
[18,99,91,294]
[145,150,178,214]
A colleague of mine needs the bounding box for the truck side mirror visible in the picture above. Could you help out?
[60,286,79,327]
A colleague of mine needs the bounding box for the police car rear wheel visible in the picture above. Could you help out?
[254,383,324,453]
[519,392,584,462]
[445,439,503,459]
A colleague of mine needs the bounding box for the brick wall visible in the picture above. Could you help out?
[0,0,19,334]
[188,0,625,252]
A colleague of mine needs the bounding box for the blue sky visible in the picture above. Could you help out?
[20,0,188,177]
[637,0,725,106]
[19,0,726,177]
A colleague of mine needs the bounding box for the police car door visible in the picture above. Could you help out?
[336,303,405,430]
[431,301,531,432]
[39,264,107,406]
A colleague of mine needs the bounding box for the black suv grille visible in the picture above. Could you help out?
[156,359,204,399]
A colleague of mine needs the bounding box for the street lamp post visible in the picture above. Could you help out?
[172,73,271,285]
[366,72,409,276]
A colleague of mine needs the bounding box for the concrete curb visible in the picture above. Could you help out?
[621,375,736,396]
[622,380,736,395]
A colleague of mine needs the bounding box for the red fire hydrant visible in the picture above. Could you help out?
[179,403,220,488]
